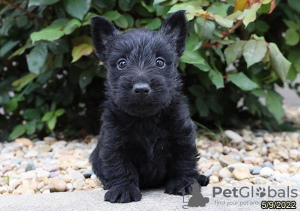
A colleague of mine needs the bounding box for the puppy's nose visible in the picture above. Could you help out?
[133,83,151,99]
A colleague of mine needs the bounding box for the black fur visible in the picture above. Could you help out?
[90,10,209,203]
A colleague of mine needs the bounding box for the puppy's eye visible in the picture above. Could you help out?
[117,59,127,69]
[156,58,165,68]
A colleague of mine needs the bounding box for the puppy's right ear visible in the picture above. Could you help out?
[91,16,119,61]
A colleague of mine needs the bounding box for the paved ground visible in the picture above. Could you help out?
[1,186,299,211]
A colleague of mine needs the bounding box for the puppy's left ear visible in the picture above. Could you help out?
[160,10,188,57]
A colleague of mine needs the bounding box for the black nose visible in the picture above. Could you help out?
[133,83,151,99]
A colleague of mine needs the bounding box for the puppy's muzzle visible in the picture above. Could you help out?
[132,83,151,99]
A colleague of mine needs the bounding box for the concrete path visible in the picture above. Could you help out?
[1,186,299,211]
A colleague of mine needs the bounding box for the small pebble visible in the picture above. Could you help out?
[260,167,274,178]
[262,161,274,170]
[232,166,251,180]
[25,161,36,172]
[83,170,93,178]
[219,155,238,167]
[224,130,243,143]
[69,170,85,180]
[219,167,232,179]
[252,166,262,175]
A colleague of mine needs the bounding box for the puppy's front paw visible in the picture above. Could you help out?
[198,174,209,186]
[165,177,197,195]
[104,185,142,203]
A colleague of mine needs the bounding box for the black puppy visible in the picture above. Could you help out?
[90,10,209,203]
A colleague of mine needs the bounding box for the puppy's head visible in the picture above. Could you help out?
[91,11,187,117]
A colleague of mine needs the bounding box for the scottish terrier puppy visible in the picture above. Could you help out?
[90,10,209,203]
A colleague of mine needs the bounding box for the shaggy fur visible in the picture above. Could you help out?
[90,10,209,203]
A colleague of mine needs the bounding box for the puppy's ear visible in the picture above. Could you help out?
[160,10,188,57]
[91,16,119,61]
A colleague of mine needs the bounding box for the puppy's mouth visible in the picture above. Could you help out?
[115,96,165,117]
[122,104,161,117]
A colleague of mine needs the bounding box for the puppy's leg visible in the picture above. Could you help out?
[165,120,209,195]
[90,131,141,203]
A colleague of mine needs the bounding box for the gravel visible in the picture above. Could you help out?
[0,106,299,195]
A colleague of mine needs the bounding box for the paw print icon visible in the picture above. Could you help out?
[256,187,266,197]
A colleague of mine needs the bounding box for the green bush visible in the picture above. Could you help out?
[0,0,299,141]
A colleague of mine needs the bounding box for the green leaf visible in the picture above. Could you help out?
[30,19,69,43]
[64,0,91,20]
[79,71,95,89]
[208,96,223,114]
[8,41,32,60]
[31,29,64,43]
[238,3,261,27]
[93,0,115,8]
[104,11,121,21]
[141,1,155,13]
[50,102,56,112]
[208,69,224,89]
[213,15,233,28]
[12,73,37,91]
[188,85,204,97]
[47,116,57,130]
[119,0,137,11]
[285,28,299,46]
[207,2,230,17]
[168,2,204,21]
[55,109,65,117]
[29,0,60,6]
[242,40,267,67]
[146,18,162,30]
[48,18,70,29]
[42,112,54,122]
[287,0,300,13]
[0,40,20,57]
[23,108,41,120]
[224,41,245,65]
[251,89,267,98]
[71,43,93,63]
[255,20,270,34]
[114,15,128,28]
[82,13,98,25]
[266,90,284,122]
[123,13,134,28]
[25,121,36,135]
[181,50,205,64]
[194,17,215,40]
[63,19,81,35]
[9,125,26,140]
[153,0,167,4]
[228,72,259,91]
[283,20,299,30]
[48,39,69,54]
[262,0,272,4]
[26,45,48,74]
[185,33,199,51]
[4,99,18,112]
[196,97,209,117]
[268,43,291,81]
